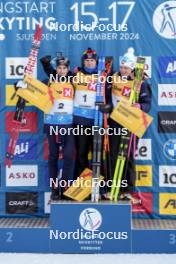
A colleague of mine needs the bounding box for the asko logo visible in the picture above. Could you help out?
[159,166,176,187]
[6,192,38,214]
[158,84,176,105]
[135,139,152,160]
[158,57,176,77]
[5,112,37,133]
[6,165,38,187]
[6,57,37,79]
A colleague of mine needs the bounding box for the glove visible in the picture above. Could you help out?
[16,80,27,89]
[40,55,51,65]
[100,104,112,113]
[11,81,27,101]
[132,103,141,109]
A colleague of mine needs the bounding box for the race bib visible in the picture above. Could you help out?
[74,90,96,109]
[49,99,73,115]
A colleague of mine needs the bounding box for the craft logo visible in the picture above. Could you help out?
[158,84,176,105]
[153,1,176,39]
[163,139,176,160]
[135,165,152,187]
[6,57,37,79]
[158,112,176,133]
[135,139,152,160]
[159,166,176,187]
[160,193,176,215]
[12,139,37,159]
[6,192,38,214]
[6,165,38,187]
[158,57,176,77]
[0,1,57,41]
[79,208,102,231]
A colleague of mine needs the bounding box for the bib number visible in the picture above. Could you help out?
[74,90,96,109]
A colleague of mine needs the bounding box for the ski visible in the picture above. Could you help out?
[91,56,113,202]
[102,57,113,192]
[5,25,43,168]
[91,57,105,202]
[110,57,146,202]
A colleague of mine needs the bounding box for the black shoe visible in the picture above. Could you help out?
[51,189,60,201]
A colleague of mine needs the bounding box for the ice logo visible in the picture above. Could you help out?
[79,208,102,231]
[163,139,176,160]
[153,1,176,39]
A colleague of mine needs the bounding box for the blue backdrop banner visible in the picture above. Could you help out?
[0,0,176,219]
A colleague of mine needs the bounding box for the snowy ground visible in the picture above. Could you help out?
[0,254,175,264]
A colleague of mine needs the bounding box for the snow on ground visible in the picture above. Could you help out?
[0,254,176,264]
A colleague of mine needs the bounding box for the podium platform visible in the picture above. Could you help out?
[0,201,176,253]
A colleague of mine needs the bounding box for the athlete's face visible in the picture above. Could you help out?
[120,65,132,77]
[56,65,69,77]
[84,59,97,69]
